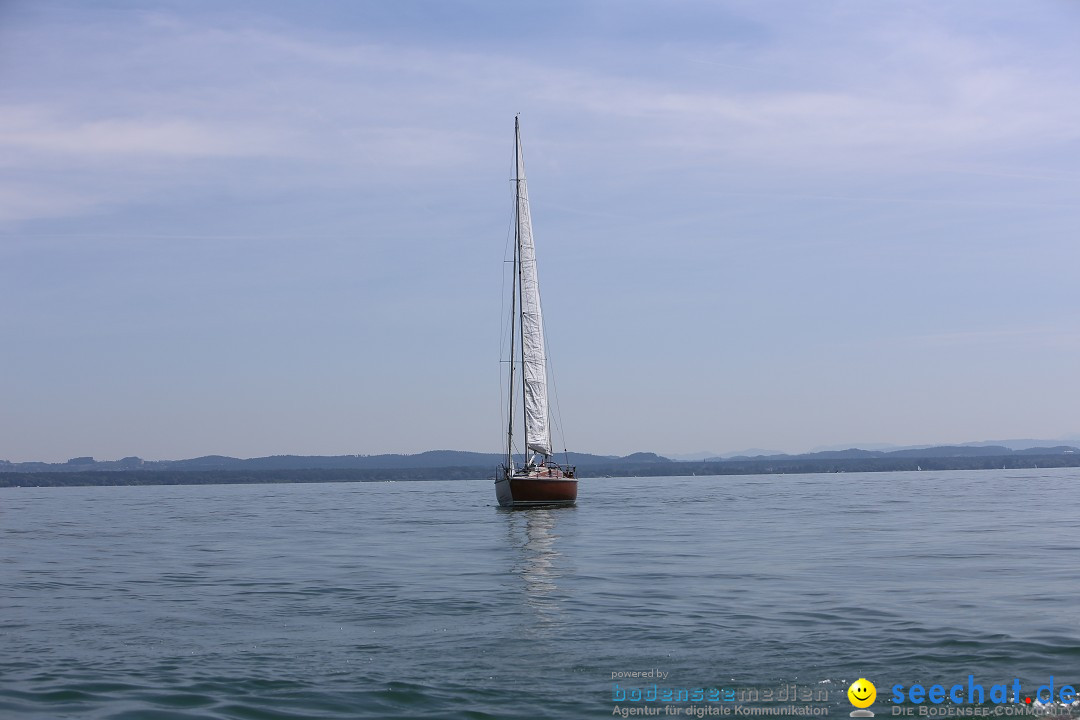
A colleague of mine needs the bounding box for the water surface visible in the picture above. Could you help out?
[3,469,1079,718]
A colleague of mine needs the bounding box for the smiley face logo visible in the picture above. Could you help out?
[848,678,876,709]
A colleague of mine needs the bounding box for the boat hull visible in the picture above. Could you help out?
[495,474,577,508]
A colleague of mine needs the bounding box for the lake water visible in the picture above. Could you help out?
[3,469,1080,719]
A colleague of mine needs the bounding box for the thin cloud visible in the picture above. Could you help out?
[0,184,105,223]
[0,106,288,159]
[902,325,1080,349]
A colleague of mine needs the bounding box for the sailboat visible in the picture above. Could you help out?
[495,117,578,508]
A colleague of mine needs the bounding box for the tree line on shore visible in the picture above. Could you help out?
[2,452,1078,487]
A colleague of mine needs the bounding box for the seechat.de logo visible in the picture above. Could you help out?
[848,678,876,717]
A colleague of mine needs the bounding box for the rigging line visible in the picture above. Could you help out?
[499,131,521,455]
[540,311,570,462]
[515,119,530,465]
[509,119,528,469]
[498,179,517,443]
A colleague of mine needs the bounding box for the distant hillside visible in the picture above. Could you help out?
[706,445,1079,462]
[3,445,1079,486]
[0,450,672,473]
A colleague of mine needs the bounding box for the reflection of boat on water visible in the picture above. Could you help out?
[495,116,577,508]
[506,507,570,623]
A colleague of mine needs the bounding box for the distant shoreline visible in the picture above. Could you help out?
[2,453,1077,487]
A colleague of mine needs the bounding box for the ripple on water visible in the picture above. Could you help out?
[3,471,1080,718]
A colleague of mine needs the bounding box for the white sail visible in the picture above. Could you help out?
[515,124,552,457]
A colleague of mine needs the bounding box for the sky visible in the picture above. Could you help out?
[2,0,1079,462]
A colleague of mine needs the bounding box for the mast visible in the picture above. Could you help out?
[505,130,519,473]
[515,116,529,465]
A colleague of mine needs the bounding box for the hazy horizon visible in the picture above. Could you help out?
[3,1,1078,463]
[7,432,1080,466]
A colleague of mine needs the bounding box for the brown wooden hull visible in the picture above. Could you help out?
[495,475,577,507]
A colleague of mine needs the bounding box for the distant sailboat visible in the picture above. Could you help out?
[495,117,577,508]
